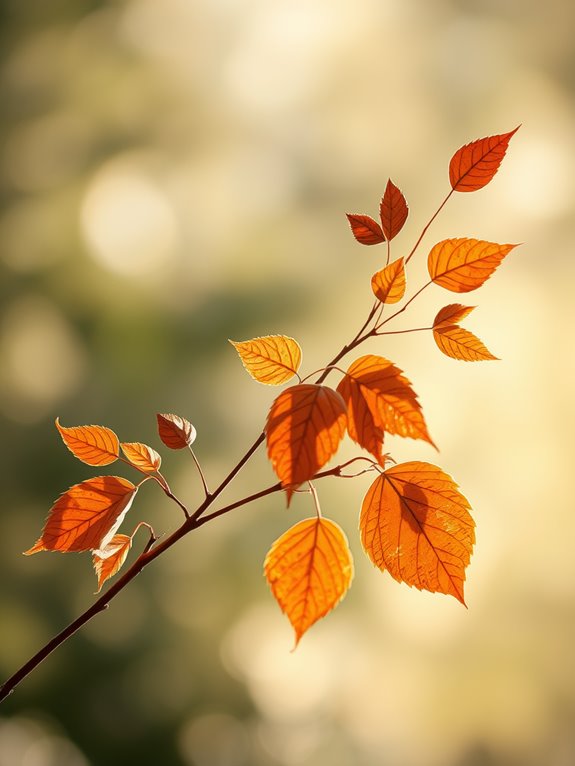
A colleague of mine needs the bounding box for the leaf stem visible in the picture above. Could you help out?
[404,189,453,265]
[188,445,211,498]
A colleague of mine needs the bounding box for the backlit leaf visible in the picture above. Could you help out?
[266,384,347,504]
[121,442,162,472]
[56,419,119,466]
[433,303,475,328]
[156,413,197,449]
[428,238,517,293]
[360,462,475,604]
[433,325,498,361]
[24,476,137,554]
[92,534,132,592]
[379,179,408,240]
[264,517,353,645]
[337,355,435,457]
[230,335,302,385]
[449,127,519,192]
[346,214,385,246]
[371,258,406,304]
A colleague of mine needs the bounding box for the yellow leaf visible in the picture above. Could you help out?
[433,325,498,361]
[121,442,162,472]
[230,335,302,385]
[371,258,406,304]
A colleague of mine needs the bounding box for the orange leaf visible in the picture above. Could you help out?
[449,127,519,192]
[24,476,138,554]
[121,442,162,472]
[428,238,517,293]
[433,325,498,361]
[92,534,132,592]
[156,413,197,449]
[56,418,119,466]
[360,462,475,604]
[337,355,435,457]
[264,517,353,646]
[371,257,406,304]
[266,384,347,504]
[230,335,302,385]
[379,179,408,240]
[346,214,385,246]
[433,303,475,328]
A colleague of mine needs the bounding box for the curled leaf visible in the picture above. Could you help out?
[156,413,197,449]
[428,238,517,293]
[56,419,119,466]
[371,257,406,304]
[346,214,385,246]
[92,534,133,592]
[360,462,475,604]
[24,476,138,554]
[121,442,162,473]
[264,517,353,646]
[230,335,302,385]
[379,179,408,240]
[449,127,519,192]
[266,384,347,504]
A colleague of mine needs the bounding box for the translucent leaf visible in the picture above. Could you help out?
[433,304,475,328]
[266,384,347,504]
[230,335,302,385]
[371,258,406,304]
[264,517,353,645]
[428,238,517,293]
[121,442,162,472]
[360,462,475,604]
[379,179,408,240]
[56,419,119,466]
[156,413,197,450]
[346,214,385,245]
[92,534,133,592]
[24,476,137,554]
[433,325,498,361]
[449,127,519,192]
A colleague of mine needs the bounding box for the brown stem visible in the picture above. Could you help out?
[404,189,453,265]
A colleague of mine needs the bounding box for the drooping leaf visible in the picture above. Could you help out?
[371,258,406,304]
[230,335,302,385]
[337,355,435,459]
[379,179,408,240]
[24,476,138,554]
[449,127,519,192]
[360,462,475,604]
[56,418,119,466]
[156,413,197,450]
[428,238,517,293]
[92,534,133,592]
[433,303,475,328]
[346,214,385,246]
[433,325,498,361]
[121,442,162,473]
[266,384,347,504]
[264,517,353,646]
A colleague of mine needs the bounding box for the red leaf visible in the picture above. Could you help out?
[156,413,197,450]
[265,517,353,646]
[379,179,408,240]
[449,127,519,192]
[346,214,385,246]
[266,384,347,503]
[24,476,138,554]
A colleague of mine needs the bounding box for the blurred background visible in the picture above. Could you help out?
[1,0,573,764]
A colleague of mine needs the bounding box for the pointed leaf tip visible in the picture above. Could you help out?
[346,214,385,246]
[449,127,519,192]
[56,418,119,466]
[231,335,302,385]
[156,413,197,449]
[379,179,409,241]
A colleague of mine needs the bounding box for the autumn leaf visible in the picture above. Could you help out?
[449,127,519,192]
[379,179,408,240]
[346,214,385,245]
[371,258,406,304]
[337,355,435,461]
[56,418,119,466]
[428,238,517,293]
[266,384,347,503]
[121,442,162,473]
[360,462,475,604]
[433,304,475,328]
[92,534,132,592]
[230,335,302,385]
[24,476,138,554]
[434,325,497,361]
[156,413,197,450]
[264,517,353,646]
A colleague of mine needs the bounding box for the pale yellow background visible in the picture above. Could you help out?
[0,1,573,765]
